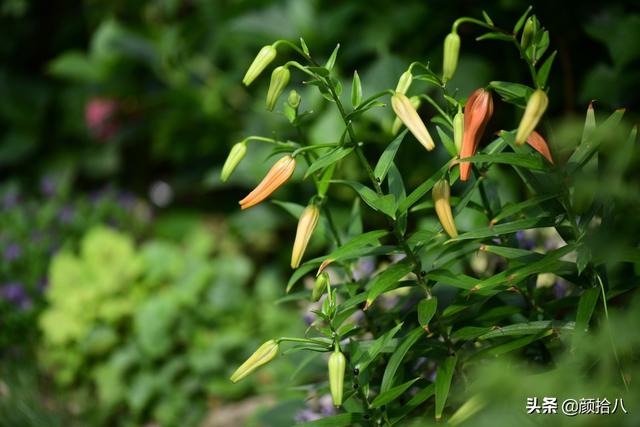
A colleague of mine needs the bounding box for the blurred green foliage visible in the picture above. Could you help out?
[38,224,302,426]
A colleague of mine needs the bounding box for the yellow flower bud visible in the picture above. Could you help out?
[328,350,346,407]
[291,204,320,268]
[239,155,296,209]
[391,96,421,135]
[433,179,458,238]
[220,142,247,182]
[515,89,548,145]
[391,92,435,151]
[312,272,330,302]
[266,66,290,111]
[395,70,413,95]
[242,45,277,86]
[230,339,279,383]
[453,109,464,154]
[442,32,461,83]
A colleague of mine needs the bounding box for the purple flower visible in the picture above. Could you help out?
[318,394,337,416]
[303,312,315,326]
[2,189,20,210]
[294,409,322,423]
[4,243,22,261]
[516,230,535,250]
[1,282,32,311]
[553,278,570,299]
[58,205,75,224]
[118,191,137,211]
[352,257,375,281]
[40,175,58,198]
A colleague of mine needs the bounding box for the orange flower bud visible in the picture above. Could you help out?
[460,88,493,181]
[391,92,435,151]
[239,155,296,209]
[291,204,320,268]
[526,131,554,164]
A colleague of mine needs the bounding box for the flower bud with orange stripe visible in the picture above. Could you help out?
[460,88,493,181]
[239,155,296,209]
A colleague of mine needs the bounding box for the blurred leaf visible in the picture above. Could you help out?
[435,355,457,420]
[536,50,557,88]
[304,146,352,179]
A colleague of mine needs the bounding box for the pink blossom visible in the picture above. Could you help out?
[85,97,119,141]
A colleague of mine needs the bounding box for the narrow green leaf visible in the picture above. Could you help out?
[482,10,494,25]
[371,378,420,408]
[286,263,319,293]
[366,260,414,308]
[374,130,408,182]
[417,297,438,330]
[347,198,362,236]
[334,180,396,218]
[351,70,362,108]
[452,326,492,340]
[536,50,556,88]
[387,163,406,209]
[313,230,388,268]
[380,327,424,393]
[399,162,450,213]
[489,81,534,108]
[355,322,404,372]
[325,44,340,70]
[390,384,435,425]
[567,108,625,173]
[435,355,457,420]
[478,320,574,340]
[476,32,514,42]
[304,146,353,179]
[459,152,547,170]
[436,126,457,157]
[425,270,476,290]
[317,163,336,196]
[449,217,556,242]
[513,6,533,33]
[575,287,599,333]
[490,193,558,224]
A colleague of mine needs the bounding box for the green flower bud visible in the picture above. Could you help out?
[395,70,413,95]
[515,89,549,145]
[312,272,330,302]
[287,89,301,109]
[453,108,464,154]
[230,339,279,383]
[520,17,536,50]
[266,66,290,111]
[442,32,461,83]
[328,350,346,407]
[220,141,247,182]
[242,45,277,86]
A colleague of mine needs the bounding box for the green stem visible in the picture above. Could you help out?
[511,39,539,88]
[418,94,453,127]
[323,79,431,297]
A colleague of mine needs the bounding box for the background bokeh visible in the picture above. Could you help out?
[1,0,639,426]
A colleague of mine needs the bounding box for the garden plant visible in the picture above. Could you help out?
[222,7,640,426]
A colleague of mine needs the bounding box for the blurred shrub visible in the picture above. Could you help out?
[0,175,149,354]
[38,223,301,426]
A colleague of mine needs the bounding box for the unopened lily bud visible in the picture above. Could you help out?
[526,131,554,164]
[312,272,330,301]
[433,179,458,238]
[520,17,536,50]
[328,350,346,407]
[395,70,413,95]
[287,90,301,109]
[291,204,320,268]
[220,142,247,182]
[391,92,435,151]
[242,45,277,86]
[515,89,548,145]
[460,88,493,180]
[453,109,464,154]
[391,96,421,135]
[239,155,296,209]
[266,66,290,111]
[230,339,279,383]
[442,32,461,83]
